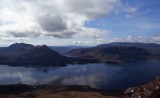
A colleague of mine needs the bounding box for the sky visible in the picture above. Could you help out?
[0,0,160,46]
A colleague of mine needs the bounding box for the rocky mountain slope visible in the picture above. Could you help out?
[125,76,160,98]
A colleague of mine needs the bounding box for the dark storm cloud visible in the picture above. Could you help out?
[37,14,67,32]
[45,32,76,38]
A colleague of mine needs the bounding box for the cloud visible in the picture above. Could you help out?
[0,0,121,39]
[152,36,160,43]
[73,39,106,45]
[126,7,138,13]
[77,27,110,38]
[37,14,67,32]
[0,36,29,43]
[8,31,40,38]
[107,36,155,43]
[136,22,160,30]
[72,27,110,45]
[44,31,76,38]
[124,2,138,18]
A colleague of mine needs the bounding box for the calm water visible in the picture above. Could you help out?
[0,60,160,90]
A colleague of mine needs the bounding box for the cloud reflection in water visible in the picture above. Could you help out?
[0,64,122,89]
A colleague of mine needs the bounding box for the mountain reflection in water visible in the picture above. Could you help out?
[0,60,160,90]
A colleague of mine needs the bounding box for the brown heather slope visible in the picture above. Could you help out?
[0,85,125,98]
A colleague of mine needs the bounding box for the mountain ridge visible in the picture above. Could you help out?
[66,42,160,64]
[0,43,99,66]
[1,42,160,66]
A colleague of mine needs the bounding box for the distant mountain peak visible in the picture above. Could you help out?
[97,42,160,48]
[9,43,34,49]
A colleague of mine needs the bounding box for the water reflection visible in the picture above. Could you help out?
[106,60,160,90]
[0,60,160,90]
[0,64,122,89]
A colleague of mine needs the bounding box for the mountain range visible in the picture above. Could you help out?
[49,45,89,53]
[0,43,98,66]
[0,42,160,66]
[98,42,160,61]
[66,42,160,64]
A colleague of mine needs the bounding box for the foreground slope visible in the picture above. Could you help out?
[125,76,160,98]
[0,84,125,98]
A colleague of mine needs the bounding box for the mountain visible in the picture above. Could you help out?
[98,42,160,54]
[49,45,91,53]
[0,43,98,66]
[98,42,160,61]
[66,44,152,64]
[49,46,75,53]
[1,42,159,66]
[0,43,68,66]
[98,42,160,47]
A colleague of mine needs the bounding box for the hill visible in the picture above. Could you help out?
[66,43,156,64]
[0,43,98,66]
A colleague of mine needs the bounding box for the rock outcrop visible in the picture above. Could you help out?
[125,76,160,98]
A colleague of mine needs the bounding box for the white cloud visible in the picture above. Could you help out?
[0,36,29,42]
[107,36,155,43]
[126,7,138,13]
[125,14,132,18]
[73,38,106,45]
[124,2,138,18]
[136,22,160,30]
[153,36,160,43]
[76,27,110,38]
[0,0,121,39]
